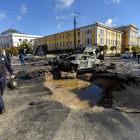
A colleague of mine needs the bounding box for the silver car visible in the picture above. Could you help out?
[59,54,100,72]
[24,54,34,60]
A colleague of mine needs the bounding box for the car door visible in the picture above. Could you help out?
[79,56,88,69]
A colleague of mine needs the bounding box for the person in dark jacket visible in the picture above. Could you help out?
[137,52,140,63]
[6,53,11,65]
[0,51,14,115]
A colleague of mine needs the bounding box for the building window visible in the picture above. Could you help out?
[78,40,80,45]
[78,32,80,36]
[51,38,52,41]
[57,43,58,47]
[49,38,50,41]
[63,42,65,46]
[90,29,92,34]
[109,39,110,44]
[66,42,68,46]
[70,34,71,37]
[42,40,43,43]
[25,39,27,42]
[54,43,55,47]
[109,32,110,36]
[46,39,47,42]
[74,41,75,45]
[49,44,50,48]
[51,44,53,47]
[70,41,72,46]
[66,35,68,38]
[44,39,45,42]
[106,39,108,44]
[30,40,32,42]
[100,29,104,34]
[63,35,64,39]
[85,39,86,45]
[59,36,61,39]
[87,30,90,34]
[106,31,108,35]
[54,37,55,40]
[111,40,112,44]
[100,38,104,44]
[60,43,61,47]
[19,39,22,42]
[57,37,58,40]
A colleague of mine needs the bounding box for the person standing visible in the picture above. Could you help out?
[137,52,140,63]
[19,54,25,66]
[6,53,11,65]
[0,51,14,115]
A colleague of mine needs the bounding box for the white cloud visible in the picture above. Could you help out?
[114,17,118,21]
[17,16,21,21]
[57,22,63,28]
[82,16,85,21]
[138,32,140,36]
[20,5,28,14]
[105,0,121,4]
[105,18,113,27]
[69,13,74,18]
[0,13,6,19]
[55,16,67,20]
[55,0,74,10]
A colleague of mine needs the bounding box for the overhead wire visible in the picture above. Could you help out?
[0,6,74,23]
[1,6,140,30]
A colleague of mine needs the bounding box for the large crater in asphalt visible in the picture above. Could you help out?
[44,70,121,109]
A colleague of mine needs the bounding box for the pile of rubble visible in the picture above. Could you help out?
[16,66,52,79]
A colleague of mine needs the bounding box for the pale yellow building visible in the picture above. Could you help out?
[34,22,139,54]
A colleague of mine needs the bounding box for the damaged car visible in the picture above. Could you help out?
[58,54,100,72]
[49,53,70,65]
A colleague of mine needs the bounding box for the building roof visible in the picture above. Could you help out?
[1,28,22,34]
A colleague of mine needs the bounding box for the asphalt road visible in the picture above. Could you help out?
[0,56,140,140]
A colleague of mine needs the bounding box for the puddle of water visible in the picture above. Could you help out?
[48,78,91,91]
[45,76,120,109]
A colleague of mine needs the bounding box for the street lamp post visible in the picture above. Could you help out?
[74,12,80,52]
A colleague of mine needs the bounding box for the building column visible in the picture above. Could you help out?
[95,27,98,45]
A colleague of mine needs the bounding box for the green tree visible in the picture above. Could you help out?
[26,41,33,53]
[104,44,108,55]
[18,40,33,54]
[131,45,137,52]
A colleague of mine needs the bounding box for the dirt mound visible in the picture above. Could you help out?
[16,66,52,79]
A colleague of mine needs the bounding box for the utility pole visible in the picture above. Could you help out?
[74,12,80,52]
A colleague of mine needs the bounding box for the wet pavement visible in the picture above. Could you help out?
[0,56,140,140]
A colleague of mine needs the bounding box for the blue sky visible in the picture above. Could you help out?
[0,0,140,36]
